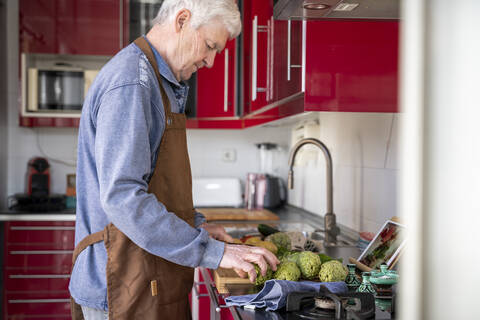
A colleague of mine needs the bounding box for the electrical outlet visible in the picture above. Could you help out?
[221,149,236,162]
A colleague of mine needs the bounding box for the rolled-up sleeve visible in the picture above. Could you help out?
[194,211,207,227]
[94,83,224,269]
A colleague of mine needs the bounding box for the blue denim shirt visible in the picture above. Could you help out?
[69,39,225,311]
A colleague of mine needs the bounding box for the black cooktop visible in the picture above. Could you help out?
[226,284,395,320]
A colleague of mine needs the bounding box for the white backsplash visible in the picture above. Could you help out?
[285,112,398,233]
[187,127,291,182]
[4,111,398,234]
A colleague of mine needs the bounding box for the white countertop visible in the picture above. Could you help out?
[0,213,76,221]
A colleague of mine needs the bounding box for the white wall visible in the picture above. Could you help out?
[285,112,398,233]
[3,0,77,199]
[187,127,290,181]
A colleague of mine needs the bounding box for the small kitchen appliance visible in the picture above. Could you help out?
[192,178,243,207]
[8,157,66,212]
[245,173,286,209]
[26,157,50,197]
[245,142,287,209]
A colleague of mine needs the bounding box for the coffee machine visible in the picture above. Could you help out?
[8,157,66,212]
[26,157,50,197]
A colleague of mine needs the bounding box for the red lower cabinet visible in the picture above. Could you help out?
[2,221,75,319]
[191,268,237,320]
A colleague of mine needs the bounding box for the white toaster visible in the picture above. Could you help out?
[192,178,243,208]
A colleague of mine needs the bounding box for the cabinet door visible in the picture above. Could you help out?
[56,0,122,55]
[19,0,57,53]
[3,221,75,319]
[274,19,303,102]
[305,20,399,112]
[196,39,237,118]
[20,0,123,55]
[242,0,274,114]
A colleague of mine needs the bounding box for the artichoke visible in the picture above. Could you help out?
[254,264,273,286]
[281,251,301,264]
[297,251,322,280]
[318,260,348,282]
[273,261,301,281]
[265,232,292,251]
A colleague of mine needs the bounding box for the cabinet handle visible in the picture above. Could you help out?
[252,16,258,101]
[288,19,291,81]
[8,299,70,304]
[10,226,75,231]
[9,274,70,279]
[252,16,268,101]
[266,18,273,102]
[224,48,229,112]
[302,20,306,92]
[288,20,303,82]
[269,16,275,101]
[119,0,124,49]
[192,281,209,298]
[10,250,73,255]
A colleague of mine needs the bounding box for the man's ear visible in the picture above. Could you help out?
[175,9,192,33]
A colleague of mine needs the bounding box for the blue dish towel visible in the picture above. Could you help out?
[225,280,348,311]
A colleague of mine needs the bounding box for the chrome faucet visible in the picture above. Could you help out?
[288,138,340,245]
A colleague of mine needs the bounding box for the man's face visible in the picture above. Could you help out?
[174,19,230,81]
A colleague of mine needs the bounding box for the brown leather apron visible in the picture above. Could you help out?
[71,37,195,320]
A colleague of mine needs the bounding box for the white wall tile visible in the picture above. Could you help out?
[287,112,399,233]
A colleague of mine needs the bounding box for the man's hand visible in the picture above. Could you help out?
[219,244,280,283]
[199,223,234,243]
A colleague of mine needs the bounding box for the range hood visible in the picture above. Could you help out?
[273,0,399,20]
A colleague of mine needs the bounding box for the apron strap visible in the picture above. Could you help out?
[134,37,172,122]
[72,230,104,266]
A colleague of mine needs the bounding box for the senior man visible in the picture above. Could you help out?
[69,1,279,319]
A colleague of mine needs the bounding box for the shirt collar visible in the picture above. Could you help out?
[143,36,186,89]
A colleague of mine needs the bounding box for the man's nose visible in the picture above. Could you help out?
[203,51,216,69]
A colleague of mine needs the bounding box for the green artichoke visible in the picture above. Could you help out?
[273,261,301,281]
[297,251,322,280]
[265,232,292,251]
[254,264,273,286]
[281,251,301,264]
[318,260,348,282]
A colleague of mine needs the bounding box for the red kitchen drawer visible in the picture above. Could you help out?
[4,295,71,318]
[5,273,70,293]
[5,221,75,250]
[5,250,73,273]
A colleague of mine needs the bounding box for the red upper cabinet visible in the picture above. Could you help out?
[242,0,274,114]
[273,19,303,103]
[20,0,125,56]
[55,0,124,56]
[196,39,237,118]
[19,0,56,53]
[304,20,399,113]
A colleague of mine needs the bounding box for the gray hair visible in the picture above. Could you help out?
[152,0,241,39]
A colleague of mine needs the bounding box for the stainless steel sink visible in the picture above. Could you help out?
[309,230,356,247]
[222,221,357,249]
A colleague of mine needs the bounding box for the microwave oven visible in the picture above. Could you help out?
[26,67,98,113]
[21,53,107,117]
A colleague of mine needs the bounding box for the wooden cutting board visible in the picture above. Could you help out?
[197,208,279,221]
[213,268,252,294]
